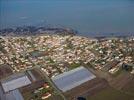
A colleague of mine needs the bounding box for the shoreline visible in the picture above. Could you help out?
[0,26,134,38]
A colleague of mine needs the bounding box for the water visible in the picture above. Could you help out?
[0,0,134,36]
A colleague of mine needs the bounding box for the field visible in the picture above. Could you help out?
[0,64,13,80]
[87,87,134,100]
[64,78,109,100]
[121,78,134,95]
[86,71,134,100]
[110,71,134,91]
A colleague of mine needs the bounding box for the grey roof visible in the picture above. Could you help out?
[52,66,96,92]
[1,74,31,93]
[5,89,24,100]
[0,87,24,100]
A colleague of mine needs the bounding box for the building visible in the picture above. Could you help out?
[0,73,32,100]
[51,66,96,92]
[0,87,24,100]
[1,73,31,93]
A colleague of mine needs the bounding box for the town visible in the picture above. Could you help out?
[0,34,134,100]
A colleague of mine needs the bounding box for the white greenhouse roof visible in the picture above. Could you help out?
[1,74,31,92]
[52,66,96,92]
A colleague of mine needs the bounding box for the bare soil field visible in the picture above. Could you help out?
[121,77,134,96]
[110,72,134,90]
[85,67,134,100]
[87,87,134,100]
[0,64,13,80]
[64,78,109,100]
[89,66,134,93]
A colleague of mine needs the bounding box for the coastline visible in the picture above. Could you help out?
[0,26,134,38]
[0,26,76,37]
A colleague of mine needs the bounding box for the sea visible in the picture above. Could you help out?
[0,0,134,37]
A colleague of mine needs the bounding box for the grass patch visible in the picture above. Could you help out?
[111,68,123,77]
[69,62,81,70]
[22,91,34,100]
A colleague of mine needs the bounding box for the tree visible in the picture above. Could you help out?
[122,63,133,71]
[77,97,86,100]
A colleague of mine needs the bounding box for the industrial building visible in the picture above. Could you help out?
[52,66,96,92]
[0,72,32,100]
[1,73,31,93]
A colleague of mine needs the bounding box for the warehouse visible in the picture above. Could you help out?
[0,86,24,100]
[52,66,96,92]
[1,73,31,93]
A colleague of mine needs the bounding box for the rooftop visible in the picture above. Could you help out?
[1,73,31,93]
[0,87,24,100]
[52,66,96,92]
